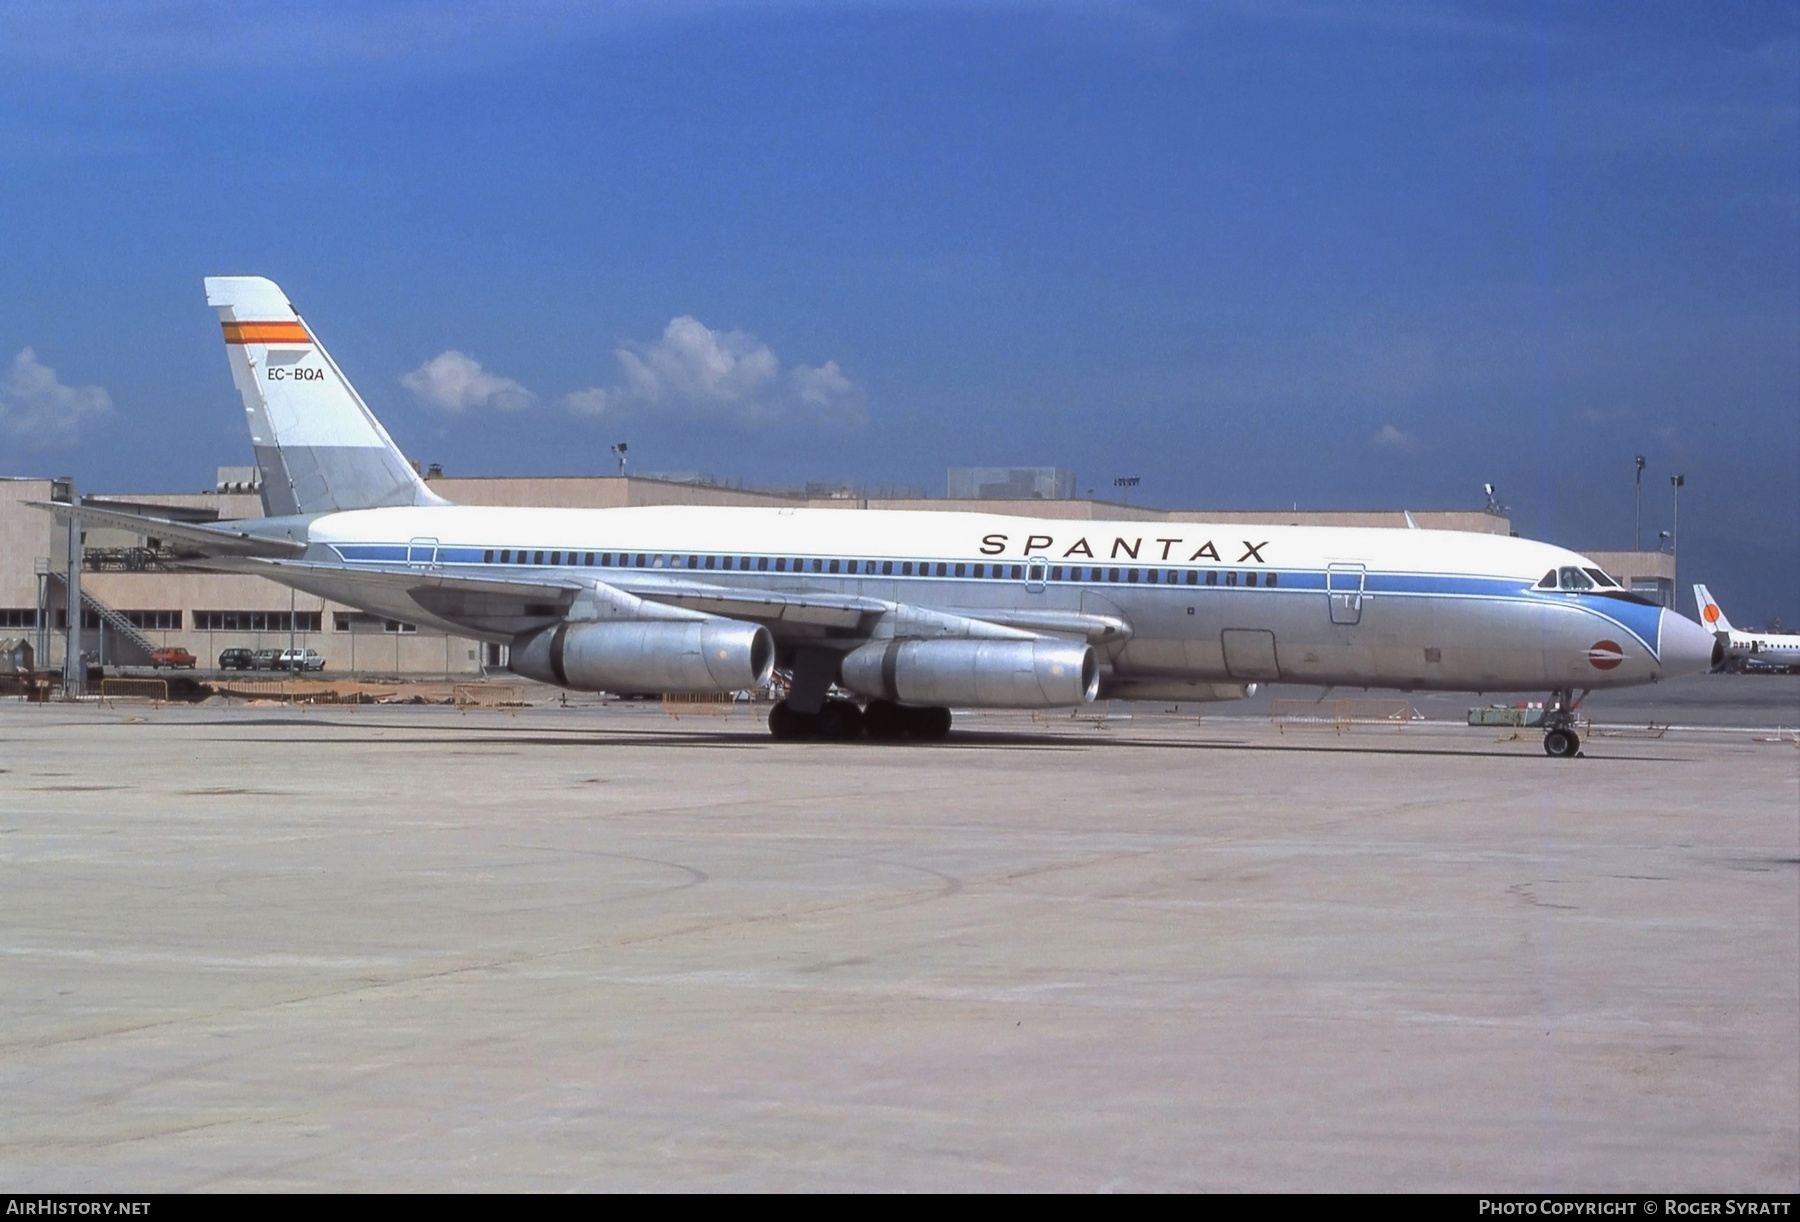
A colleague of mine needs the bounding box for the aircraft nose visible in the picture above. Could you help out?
[1659,609,1718,678]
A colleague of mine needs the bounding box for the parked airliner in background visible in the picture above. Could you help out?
[1693,585,1800,673]
[37,277,1719,756]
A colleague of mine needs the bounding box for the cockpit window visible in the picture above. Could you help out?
[1558,566,1595,591]
[1582,567,1619,588]
[1537,570,1558,590]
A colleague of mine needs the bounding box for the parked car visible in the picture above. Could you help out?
[251,649,281,671]
[218,648,255,670]
[275,648,326,672]
[149,646,197,669]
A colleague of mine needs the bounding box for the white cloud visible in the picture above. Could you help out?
[618,316,781,407]
[1371,423,1422,452]
[0,347,113,449]
[566,315,866,426]
[401,350,533,413]
[561,386,612,417]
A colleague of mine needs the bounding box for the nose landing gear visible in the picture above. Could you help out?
[1541,688,1586,758]
[1543,726,1580,758]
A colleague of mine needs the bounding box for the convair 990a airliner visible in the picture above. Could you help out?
[38,278,1720,756]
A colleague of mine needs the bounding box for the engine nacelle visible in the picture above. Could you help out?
[511,618,774,694]
[839,638,1098,708]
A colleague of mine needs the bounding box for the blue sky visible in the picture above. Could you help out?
[1,1,1795,620]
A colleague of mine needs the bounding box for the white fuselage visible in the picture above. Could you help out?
[266,503,1718,695]
[1717,629,1800,668]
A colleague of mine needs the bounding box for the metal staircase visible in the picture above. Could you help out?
[44,571,157,663]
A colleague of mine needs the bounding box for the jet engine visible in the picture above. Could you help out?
[511,618,774,694]
[839,638,1098,708]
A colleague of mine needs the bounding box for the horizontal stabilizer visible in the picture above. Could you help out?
[28,501,307,558]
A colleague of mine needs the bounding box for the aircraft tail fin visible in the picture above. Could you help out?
[1693,584,1734,635]
[204,276,447,517]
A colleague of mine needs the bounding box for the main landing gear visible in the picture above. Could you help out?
[1541,688,1585,758]
[767,698,952,743]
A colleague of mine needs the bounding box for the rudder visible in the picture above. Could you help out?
[205,276,446,516]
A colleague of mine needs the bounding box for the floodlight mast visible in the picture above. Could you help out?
[1670,473,1685,598]
[1633,456,1646,550]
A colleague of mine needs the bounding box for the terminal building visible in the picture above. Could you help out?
[0,469,1677,679]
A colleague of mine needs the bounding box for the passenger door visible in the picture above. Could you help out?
[1327,563,1366,626]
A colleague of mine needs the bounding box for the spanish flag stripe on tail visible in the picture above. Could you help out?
[222,321,311,345]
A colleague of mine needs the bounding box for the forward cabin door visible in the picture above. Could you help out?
[1327,563,1366,626]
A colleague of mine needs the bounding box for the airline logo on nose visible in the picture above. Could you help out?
[1587,640,1624,670]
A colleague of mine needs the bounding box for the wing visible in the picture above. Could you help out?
[211,555,1132,648]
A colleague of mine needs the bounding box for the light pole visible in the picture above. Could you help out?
[1670,473,1685,608]
[610,442,628,476]
[1113,476,1140,506]
[1633,456,1646,549]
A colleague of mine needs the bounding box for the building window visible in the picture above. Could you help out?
[124,610,182,630]
[383,620,417,634]
[195,611,321,632]
[334,612,353,632]
[0,609,39,629]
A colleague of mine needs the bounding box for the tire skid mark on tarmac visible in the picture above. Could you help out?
[0,843,1016,1055]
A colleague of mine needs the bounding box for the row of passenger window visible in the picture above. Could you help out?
[1051,566,1278,587]
[471,548,1278,587]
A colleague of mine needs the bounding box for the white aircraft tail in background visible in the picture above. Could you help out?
[1693,584,1735,634]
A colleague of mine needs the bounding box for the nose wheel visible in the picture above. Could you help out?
[1543,727,1581,758]
[1540,688,1586,758]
